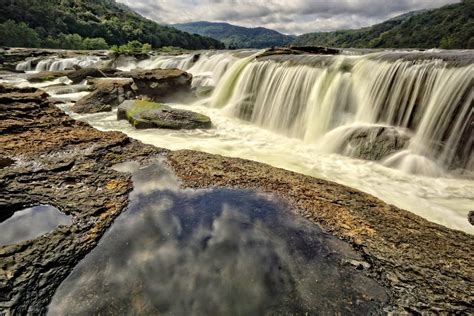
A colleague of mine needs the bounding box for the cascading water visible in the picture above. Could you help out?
[7,49,472,233]
[16,56,102,72]
[115,51,241,87]
[212,52,473,176]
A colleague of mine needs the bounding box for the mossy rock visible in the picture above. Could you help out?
[27,71,72,83]
[117,100,212,130]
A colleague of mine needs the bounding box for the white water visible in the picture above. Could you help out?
[16,56,102,72]
[5,49,474,233]
[61,101,474,234]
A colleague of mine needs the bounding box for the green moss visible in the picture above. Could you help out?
[125,100,165,121]
[36,75,57,82]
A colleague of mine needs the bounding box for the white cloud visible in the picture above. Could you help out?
[116,0,461,34]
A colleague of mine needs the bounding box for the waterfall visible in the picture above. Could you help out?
[15,60,32,71]
[208,52,473,176]
[16,56,102,72]
[116,51,239,88]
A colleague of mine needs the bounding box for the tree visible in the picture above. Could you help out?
[83,37,109,50]
[0,20,41,48]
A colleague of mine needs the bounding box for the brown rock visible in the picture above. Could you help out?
[71,79,135,114]
[0,85,162,313]
[115,68,192,101]
[26,70,72,83]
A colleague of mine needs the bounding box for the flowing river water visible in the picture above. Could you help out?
[9,49,474,234]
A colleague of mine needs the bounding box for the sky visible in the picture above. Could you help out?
[116,0,461,35]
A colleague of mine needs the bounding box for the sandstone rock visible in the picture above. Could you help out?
[0,84,162,313]
[72,79,134,114]
[257,46,340,58]
[66,67,105,84]
[0,157,14,169]
[27,70,72,83]
[66,67,120,84]
[115,68,192,101]
[117,100,211,130]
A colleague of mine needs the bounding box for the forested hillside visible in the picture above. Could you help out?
[173,21,294,49]
[293,0,473,49]
[0,0,224,50]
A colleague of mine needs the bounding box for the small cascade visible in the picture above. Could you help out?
[211,52,261,108]
[208,52,473,176]
[116,51,239,88]
[17,56,102,72]
[15,60,33,71]
[188,52,238,87]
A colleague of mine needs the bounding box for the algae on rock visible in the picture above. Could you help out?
[117,100,212,130]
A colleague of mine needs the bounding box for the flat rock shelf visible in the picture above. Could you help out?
[0,84,472,314]
[48,162,389,315]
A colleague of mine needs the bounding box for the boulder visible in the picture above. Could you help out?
[72,79,134,114]
[27,70,72,83]
[342,126,410,161]
[257,46,340,58]
[117,100,211,130]
[67,67,103,83]
[115,68,192,101]
[66,67,120,84]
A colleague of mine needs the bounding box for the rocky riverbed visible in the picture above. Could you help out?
[0,58,473,314]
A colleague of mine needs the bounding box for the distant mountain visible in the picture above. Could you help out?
[0,0,224,50]
[293,0,473,49]
[173,21,295,49]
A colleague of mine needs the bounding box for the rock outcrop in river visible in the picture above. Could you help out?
[118,100,212,129]
[0,51,472,314]
[71,68,193,114]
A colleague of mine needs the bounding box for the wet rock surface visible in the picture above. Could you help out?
[115,68,193,101]
[66,67,110,84]
[71,68,194,114]
[71,79,134,113]
[48,162,389,315]
[341,126,410,161]
[166,150,474,314]
[27,70,72,83]
[118,100,212,130]
[0,85,162,313]
[0,83,472,314]
[257,46,340,58]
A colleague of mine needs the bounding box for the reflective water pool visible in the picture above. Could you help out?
[0,205,71,247]
[48,161,388,315]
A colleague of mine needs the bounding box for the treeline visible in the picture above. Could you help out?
[0,0,224,50]
[293,0,474,49]
[0,20,109,49]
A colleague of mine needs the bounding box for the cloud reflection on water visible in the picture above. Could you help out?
[48,162,387,315]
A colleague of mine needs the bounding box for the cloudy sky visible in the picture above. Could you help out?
[116,0,460,35]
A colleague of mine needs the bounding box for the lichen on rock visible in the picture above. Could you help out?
[117,100,212,130]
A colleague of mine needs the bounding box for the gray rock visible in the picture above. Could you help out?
[117,100,211,130]
[66,67,105,84]
[115,68,192,101]
[71,79,134,114]
[343,126,410,161]
[27,71,72,83]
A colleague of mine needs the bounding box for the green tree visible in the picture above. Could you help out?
[83,37,109,50]
[0,20,41,48]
